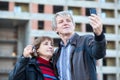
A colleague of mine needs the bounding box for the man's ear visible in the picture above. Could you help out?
[55,30,59,35]
[53,27,59,35]
[56,32,59,35]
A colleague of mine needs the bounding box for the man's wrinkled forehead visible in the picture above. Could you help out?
[56,14,71,20]
[56,11,72,17]
[55,13,72,21]
[56,13,71,18]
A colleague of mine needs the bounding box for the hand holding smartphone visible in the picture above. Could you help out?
[31,46,37,57]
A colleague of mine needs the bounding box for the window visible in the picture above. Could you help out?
[0,1,8,11]
[107,41,115,50]
[103,25,115,34]
[68,7,81,15]
[100,0,114,3]
[118,41,120,51]
[118,10,120,18]
[75,23,82,32]
[38,4,44,13]
[85,8,91,16]
[118,26,120,34]
[53,6,63,14]
[103,58,116,66]
[86,24,93,32]
[14,3,29,12]
[0,27,17,57]
[101,9,115,18]
[54,38,61,47]
[0,73,9,80]
[103,74,116,80]
[106,0,114,3]
[38,21,44,29]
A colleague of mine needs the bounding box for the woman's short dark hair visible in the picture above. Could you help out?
[33,36,54,50]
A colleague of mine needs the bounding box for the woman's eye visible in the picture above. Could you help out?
[51,44,54,46]
[44,42,48,45]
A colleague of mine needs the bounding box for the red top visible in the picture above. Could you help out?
[37,57,57,80]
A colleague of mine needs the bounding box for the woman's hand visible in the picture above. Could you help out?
[23,45,33,58]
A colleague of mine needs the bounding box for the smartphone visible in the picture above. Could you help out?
[89,8,97,15]
[31,46,37,57]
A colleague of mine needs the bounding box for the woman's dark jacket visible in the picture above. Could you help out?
[52,33,106,80]
[9,57,46,80]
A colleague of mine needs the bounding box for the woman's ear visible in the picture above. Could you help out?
[36,49,39,53]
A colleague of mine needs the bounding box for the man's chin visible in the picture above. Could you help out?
[63,31,73,35]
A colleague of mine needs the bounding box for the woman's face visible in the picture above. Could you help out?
[37,39,54,60]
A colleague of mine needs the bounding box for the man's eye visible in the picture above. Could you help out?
[67,19,71,22]
[58,21,63,24]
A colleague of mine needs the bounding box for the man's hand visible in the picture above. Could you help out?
[89,14,103,36]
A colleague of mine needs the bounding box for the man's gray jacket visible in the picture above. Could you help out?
[53,33,106,80]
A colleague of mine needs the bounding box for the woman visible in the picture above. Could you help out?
[9,36,58,80]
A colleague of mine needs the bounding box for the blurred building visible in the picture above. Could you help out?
[0,0,120,80]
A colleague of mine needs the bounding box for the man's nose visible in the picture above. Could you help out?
[63,20,68,25]
[64,20,67,23]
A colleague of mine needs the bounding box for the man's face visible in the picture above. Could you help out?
[55,15,75,35]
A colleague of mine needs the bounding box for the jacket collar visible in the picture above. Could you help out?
[58,33,79,47]
[69,33,80,46]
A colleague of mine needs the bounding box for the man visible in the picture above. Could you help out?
[52,11,106,80]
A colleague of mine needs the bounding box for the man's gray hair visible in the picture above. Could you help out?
[52,11,75,30]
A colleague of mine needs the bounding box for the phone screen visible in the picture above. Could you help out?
[89,8,97,15]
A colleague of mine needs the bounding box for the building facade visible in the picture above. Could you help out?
[0,0,120,80]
